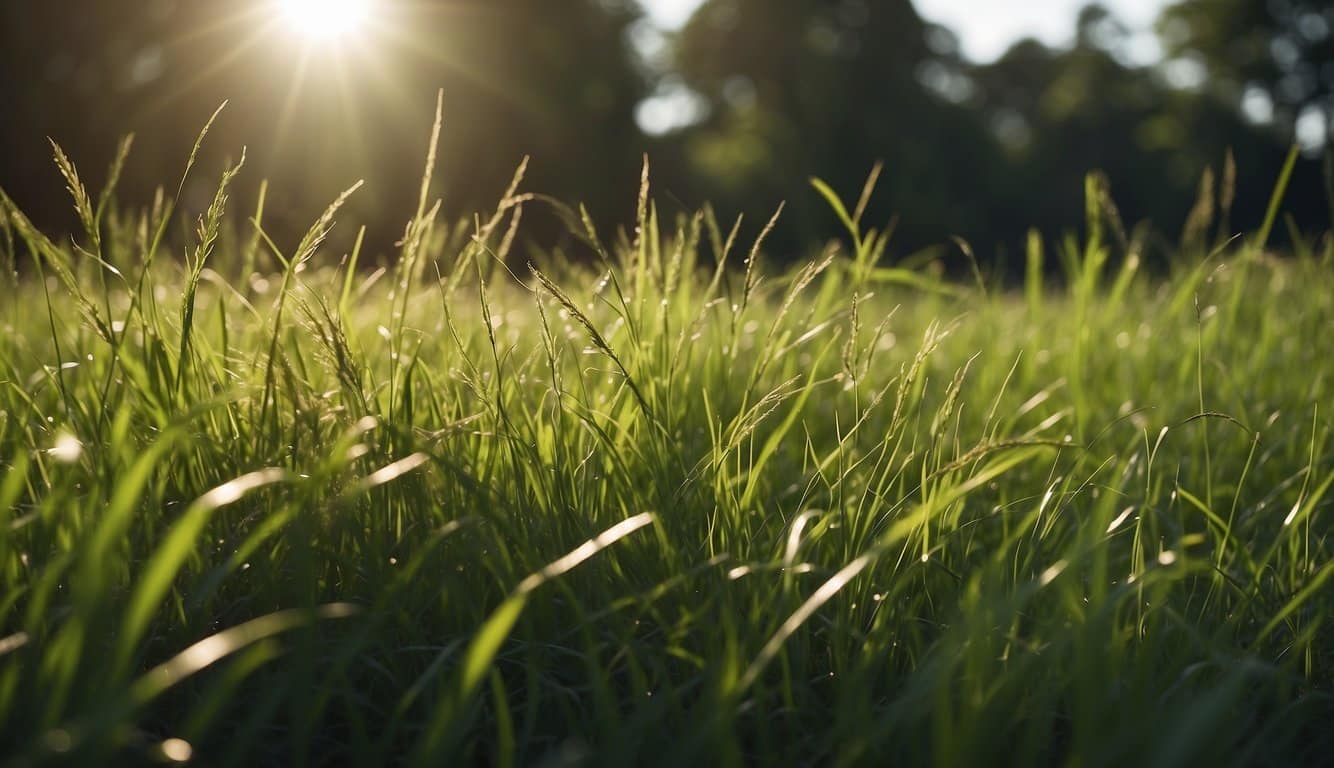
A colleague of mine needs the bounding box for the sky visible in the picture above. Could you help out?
[640,0,1172,63]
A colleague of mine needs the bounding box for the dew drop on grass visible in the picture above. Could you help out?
[160,738,193,763]
[48,431,82,463]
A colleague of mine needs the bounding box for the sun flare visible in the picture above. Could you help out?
[278,0,371,40]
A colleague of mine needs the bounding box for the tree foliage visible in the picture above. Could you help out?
[0,0,649,250]
[1160,0,1333,142]
[665,1,1329,260]
[0,0,1327,264]
[667,0,1003,253]
[965,6,1316,249]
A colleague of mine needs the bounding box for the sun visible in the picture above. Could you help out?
[278,0,371,40]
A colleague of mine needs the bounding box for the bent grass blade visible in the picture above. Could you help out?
[410,512,655,765]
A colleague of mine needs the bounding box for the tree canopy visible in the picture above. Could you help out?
[0,0,649,251]
[662,1,1328,260]
[665,0,1003,253]
[0,0,1327,264]
[1160,0,1333,145]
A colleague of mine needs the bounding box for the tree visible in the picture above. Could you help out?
[966,4,1328,252]
[667,0,1006,257]
[0,0,650,253]
[969,10,1203,242]
[1159,0,1334,147]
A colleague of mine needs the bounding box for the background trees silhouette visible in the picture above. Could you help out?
[1160,0,1332,145]
[660,0,1003,254]
[0,0,649,253]
[1,0,1328,265]
[960,5,1320,256]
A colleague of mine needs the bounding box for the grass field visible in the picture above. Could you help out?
[1,112,1331,766]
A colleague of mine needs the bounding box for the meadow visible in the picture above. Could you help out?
[0,108,1330,766]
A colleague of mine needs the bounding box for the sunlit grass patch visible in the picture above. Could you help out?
[0,105,1330,766]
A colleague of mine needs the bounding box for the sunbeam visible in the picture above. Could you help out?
[277,0,372,40]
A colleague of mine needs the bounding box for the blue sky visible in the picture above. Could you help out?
[640,0,1171,63]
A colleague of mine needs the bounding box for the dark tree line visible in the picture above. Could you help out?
[1,0,1329,265]
[657,0,1330,259]
[0,0,648,254]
